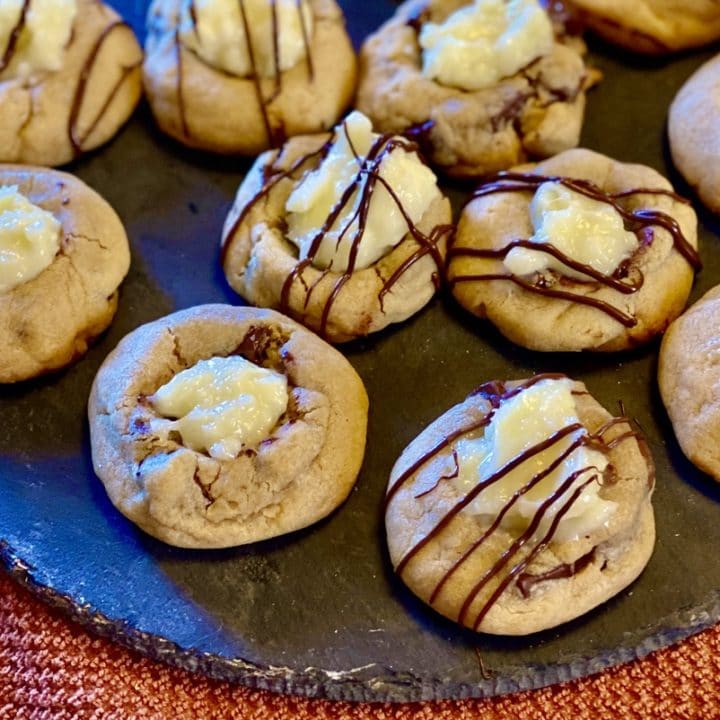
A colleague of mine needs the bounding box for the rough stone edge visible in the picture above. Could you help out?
[1,539,717,703]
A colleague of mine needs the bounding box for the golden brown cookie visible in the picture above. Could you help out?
[659,285,720,482]
[668,54,720,215]
[448,149,699,352]
[568,0,720,54]
[221,117,453,343]
[143,0,357,155]
[356,0,595,178]
[88,304,369,549]
[0,0,143,166]
[0,165,130,383]
[385,374,655,635]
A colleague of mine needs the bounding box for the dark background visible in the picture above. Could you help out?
[2,0,720,702]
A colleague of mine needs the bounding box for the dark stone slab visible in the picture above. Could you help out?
[2,0,720,703]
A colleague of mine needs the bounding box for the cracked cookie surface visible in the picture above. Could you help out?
[88,304,368,548]
[0,165,130,383]
[0,0,143,166]
[356,0,593,178]
[142,0,356,155]
[385,375,655,635]
[448,149,699,352]
[659,285,720,482]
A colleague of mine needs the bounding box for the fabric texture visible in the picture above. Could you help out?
[1,569,718,719]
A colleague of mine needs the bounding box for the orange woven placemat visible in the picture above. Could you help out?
[1,570,718,719]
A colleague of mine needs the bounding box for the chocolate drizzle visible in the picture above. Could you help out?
[283,132,448,337]
[0,0,30,73]
[237,0,275,145]
[449,172,700,327]
[188,0,199,36]
[221,140,332,268]
[295,0,314,80]
[224,120,449,340]
[414,449,459,499]
[403,119,435,155]
[516,547,595,598]
[178,0,314,147]
[388,375,644,630]
[68,21,141,156]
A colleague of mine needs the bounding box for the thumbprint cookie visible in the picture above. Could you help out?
[89,304,368,548]
[448,149,699,352]
[385,375,655,635]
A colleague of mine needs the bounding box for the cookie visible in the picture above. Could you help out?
[88,304,369,548]
[0,165,130,383]
[668,55,720,215]
[385,374,655,635]
[356,0,595,178]
[448,149,699,352]
[0,0,143,166]
[568,0,720,54]
[221,111,453,343]
[143,0,356,155]
[658,285,720,481]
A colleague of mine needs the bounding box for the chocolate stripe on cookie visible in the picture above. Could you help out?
[450,271,639,326]
[237,0,275,145]
[296,0,314,80]
[394,423,584,577]
[465,473,598,630]
[221,140,333,265]
[69,21,141,155]
[385,417,492,508]
[448,240,643,293]
[0,0,30,73]
[180,0,314,146]
[470,172,699,268]
[516,546,596,598]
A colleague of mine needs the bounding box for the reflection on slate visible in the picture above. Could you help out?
[2,0,720,703]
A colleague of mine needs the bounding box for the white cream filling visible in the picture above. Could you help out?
[419,0,554,91]
[504,181,639,280]
[180,0,313,78]
[285,110,441,273]
[451,378,616,543]
[0,0,77,79]
[0,185,61,294]
[150,355,289,461]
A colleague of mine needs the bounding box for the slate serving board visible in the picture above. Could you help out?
[2,0,720,703]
